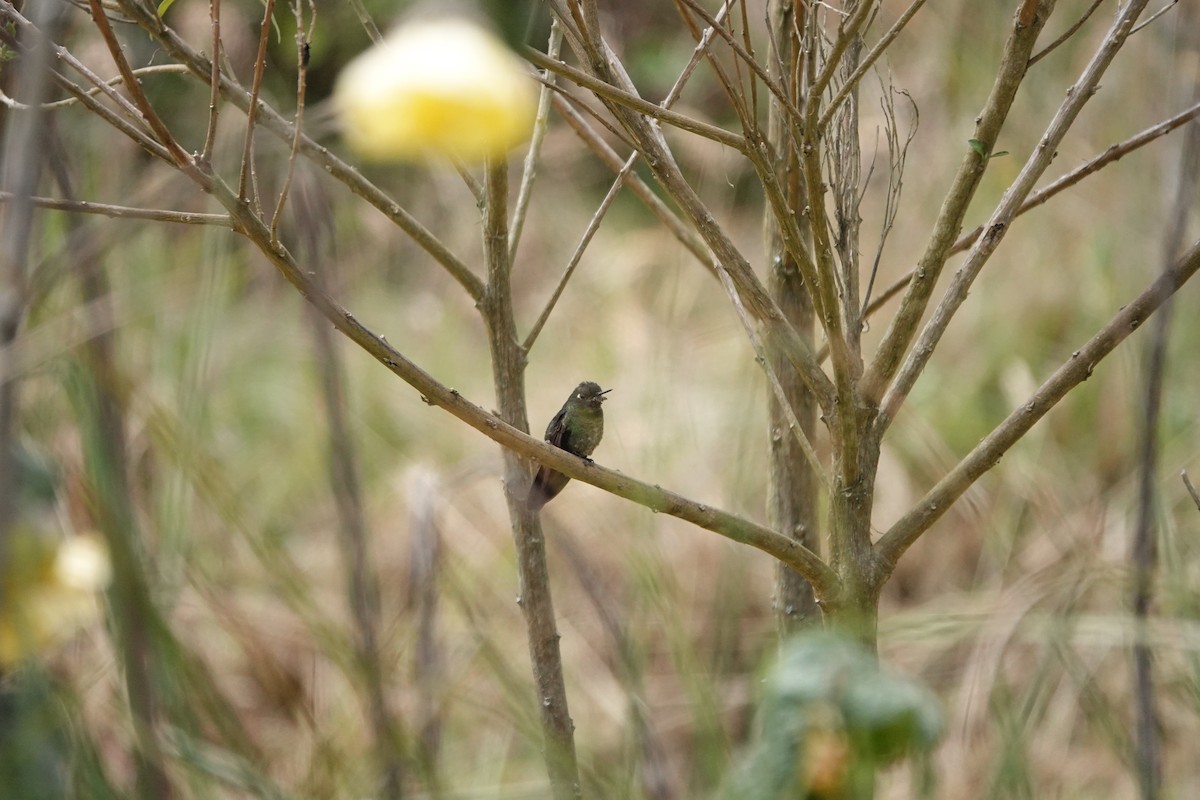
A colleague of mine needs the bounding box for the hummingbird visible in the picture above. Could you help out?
[527,381,610,512]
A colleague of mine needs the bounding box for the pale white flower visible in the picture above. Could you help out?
[335,17,538,163]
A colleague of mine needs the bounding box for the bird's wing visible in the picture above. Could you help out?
[545,407,573,452]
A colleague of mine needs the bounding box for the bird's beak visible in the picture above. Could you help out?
[599,388,612,401]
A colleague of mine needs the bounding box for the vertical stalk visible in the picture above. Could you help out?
[298,178,407,797]
[1130,22,1199,793]
[826,436,882,650]
[310,311,406,799]
[0,0,60,580]
[49,149,173,799]
[479,159,581,799]
[765,0,819,635]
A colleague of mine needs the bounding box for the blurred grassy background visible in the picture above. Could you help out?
[5,0,1200,797]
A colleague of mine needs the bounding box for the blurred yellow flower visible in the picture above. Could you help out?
[335,17,539,163]
[0,532,111,668]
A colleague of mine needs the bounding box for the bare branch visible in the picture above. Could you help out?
[877,0,1153,431]
[1184,472,1200,512]
[818,0,928,132]
[526,4,735,352]
[949,97,1200,258]
[238,0,277,208]
[0,64,189,110]
[1028,0,1106,67]
[523,47,749,153]
[1130,0,1178,35]
[481,158,581,799]
[200,0,221,162]
[552,95,715,272]
[874,235,1200,577]
[107,0,485,301]
[510,21,564,262]
[0,192,231,225]
[847,95,1200,343]
[270,0,315,242]
[860,0,1055,404]
[522,155,634,353]
[85,0,198,172]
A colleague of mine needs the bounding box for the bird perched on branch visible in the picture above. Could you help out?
[527,382,610,512]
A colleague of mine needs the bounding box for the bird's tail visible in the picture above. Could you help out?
[527,467,568,512]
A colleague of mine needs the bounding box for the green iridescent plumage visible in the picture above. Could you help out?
[527,381,609,511]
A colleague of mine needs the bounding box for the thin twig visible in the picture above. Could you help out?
[85,0,196,171]
[523,46,749,153]
[542,6,837,415]
[1028,0,1106,67]
[1183,472,1200,512]
[818,0,928,132]
[524,3,733,351]
[238,0,277,207]
[0,192,231,225]
[0,4,163,146]
[552,95,714,272]
[673,0,753,133]
[271,0,315,242]
[0,7,169,161]
[108,0,485,300]
[949,97,1200,258]
[0,64,190,109]
[861,87,918,317]
[843,95,1200,349]
[448,154,485,205]
[669,0,739,108]
[1130,0,1177,35]
[510,20,564,262]
[522,154,635,353]
[200,0,221,162]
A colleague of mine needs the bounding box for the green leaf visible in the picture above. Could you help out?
[968,138,988,157]
[156,0,176,16]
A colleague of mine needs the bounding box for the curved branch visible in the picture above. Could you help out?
[210,183,843,602]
